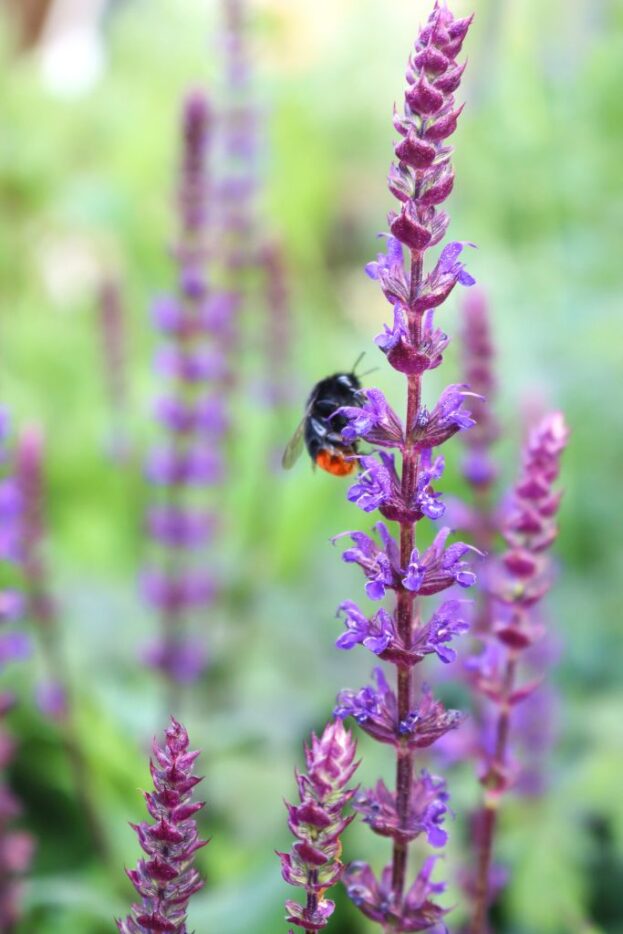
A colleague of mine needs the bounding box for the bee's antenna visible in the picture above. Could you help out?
[352,352,379,379]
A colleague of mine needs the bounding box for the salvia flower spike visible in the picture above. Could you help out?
[468,413,569,934]
[332,3,476,930]
[143,90,229,694]
[117,718,207,934]
[278,719,359,932]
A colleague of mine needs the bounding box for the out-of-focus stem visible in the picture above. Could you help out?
[470,652,518,934]
[19,431,112,864]
[470,803,497,934]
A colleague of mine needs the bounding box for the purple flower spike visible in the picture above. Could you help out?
[467,413,569,929]
[117,718,207,934]
[142,86,233,701]
[278,720,359,931]
[319,2,475,927]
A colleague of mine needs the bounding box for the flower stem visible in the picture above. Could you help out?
[391,249,424,902]
[305,870,318,934]
[39,628,112,865]
[470,652,518,933]
[470,802,497,934]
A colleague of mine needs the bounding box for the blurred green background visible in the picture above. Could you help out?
[1,0,622,931]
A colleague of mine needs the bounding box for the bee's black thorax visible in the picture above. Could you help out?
[304,372,362,459]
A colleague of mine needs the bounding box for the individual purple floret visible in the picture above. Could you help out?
[328,4,476,929]
[117,718,207,934]
[467,412,569,934]
[278,719,359,932]
[143,90,229,695]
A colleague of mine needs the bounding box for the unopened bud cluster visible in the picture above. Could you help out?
[117,718,207,934]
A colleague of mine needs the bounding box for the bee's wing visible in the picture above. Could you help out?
[281,415,307,469]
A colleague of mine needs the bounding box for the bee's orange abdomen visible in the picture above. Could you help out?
[315,449,357,477]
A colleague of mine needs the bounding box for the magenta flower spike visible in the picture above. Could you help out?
[143,90,231,696]
[278,720,359,932]
[328,4,476,929]
[467,413,569,934]
[117,718,207,934]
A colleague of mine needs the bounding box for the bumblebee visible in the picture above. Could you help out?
[282,364,365,477]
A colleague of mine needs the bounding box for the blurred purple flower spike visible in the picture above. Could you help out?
[142,89,230,697]
[468,413,569,932]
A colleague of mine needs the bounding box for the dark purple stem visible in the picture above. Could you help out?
[305,870,319,934]
[470,651,518,934]
[391,249,424,901]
